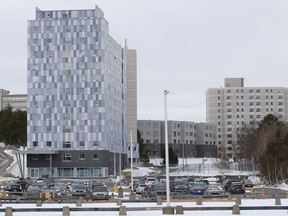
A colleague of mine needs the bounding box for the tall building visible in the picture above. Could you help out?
[25,6,137,178]
[137,120,217,159]
[206,78,288,159]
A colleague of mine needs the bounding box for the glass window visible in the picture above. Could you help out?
[63,141,72,148]
[79,154,85,160]
[63,153,71,162]
[93,154,99,160]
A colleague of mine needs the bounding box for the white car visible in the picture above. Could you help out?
[145,177,156,185]
[206,183,224,194]
[136,184,146,194]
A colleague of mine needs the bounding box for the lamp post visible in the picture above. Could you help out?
[130,130,134,192]
[182,140,185,172]
[164,90,171,207]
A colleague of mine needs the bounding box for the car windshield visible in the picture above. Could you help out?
[174,181,185,186]
[72,184,85,189]
[92,186,107,192]
[154,185,166,190]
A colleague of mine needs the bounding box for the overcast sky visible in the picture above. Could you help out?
[1,0,288,122]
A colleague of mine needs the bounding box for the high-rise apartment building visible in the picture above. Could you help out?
[26,6,136,178]
[206,78,288,159]
[137,120,217,159]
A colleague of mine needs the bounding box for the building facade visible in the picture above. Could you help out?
[26,6,136,178]
[206,78,288,159]
[137,120,217,159]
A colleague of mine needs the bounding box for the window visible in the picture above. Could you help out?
[63,126,72,133]
[80,25,85,31]
[64,51,71,57]
[93,154,99,160]
[47,26,52,31]
[33,26,38,32]
[64,101,71,107]
[79,141,85,147]
[32,126,38,133]
[63,153,71,162]
[64,26,71,32]
[63,141,72,148]
[93,141,99,147]
[64,38,71,44]
[80,37,86,43]
[79,154,85,160]
[32,155,38,160]
[33,141,38,147]
[45,38,52,44]
[64,113,71,120]
[46,141,52,147]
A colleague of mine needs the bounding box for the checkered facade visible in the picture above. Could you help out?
[27,7,127,154]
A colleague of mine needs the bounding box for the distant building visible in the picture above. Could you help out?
[137,120,217,159]
[24,6,137,178]
[0,89,27,111]
[206,78,288,159]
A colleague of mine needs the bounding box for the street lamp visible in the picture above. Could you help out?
[164,90,171,207]
[130,130,134,192]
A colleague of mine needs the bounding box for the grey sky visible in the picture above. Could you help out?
[1,0,288,122]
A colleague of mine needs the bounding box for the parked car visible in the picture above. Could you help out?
[206,183,224,195]
[150,184,167,197]
[69,183,87,196]
[223,179,242,192]
[5,183,22,195]
[170,180,188,193]
[230,182,245,194]
[190,184,206,195]
[136,184,147,194]
[145,177,157,185]
[90,185,109,200]
[244,179,254,188]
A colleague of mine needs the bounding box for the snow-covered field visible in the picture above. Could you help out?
[1,199,288,216]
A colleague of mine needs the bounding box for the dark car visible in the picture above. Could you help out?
[90,185,109,200]
[224,179,242,192]
[170,180,188,193]
[69,184,87,196]
[150,184,167,197]
[190,184,206,195]
[5,183,22,195]
[230,183,245,194]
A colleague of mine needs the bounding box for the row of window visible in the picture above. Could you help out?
[31,153,99,161]
[32,126,101,133]
[225,95,284,100]
[31,50,99,60]
[225,108,283,113]
[32,25,99,33]
[63,153,99,162]
[221,89,284,94]
[32,141,99,148]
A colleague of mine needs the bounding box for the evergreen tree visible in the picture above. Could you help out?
[137,129,149,164]
[162,147,178,165]
[0,106,27,146]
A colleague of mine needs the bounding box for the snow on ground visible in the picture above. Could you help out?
[2,199,288,216]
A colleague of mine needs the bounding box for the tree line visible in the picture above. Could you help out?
[238,114,288,184]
